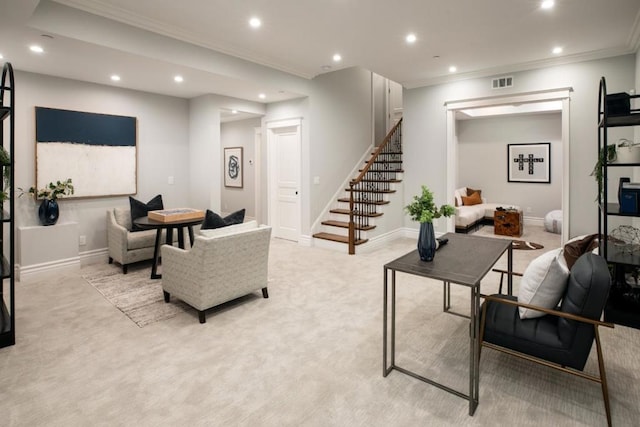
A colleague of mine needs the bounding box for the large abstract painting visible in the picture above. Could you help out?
[507,142,550,183]
[35,107,137,197]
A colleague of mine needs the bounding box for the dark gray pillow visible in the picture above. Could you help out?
[129,194,163,232]
[201,208,245,230]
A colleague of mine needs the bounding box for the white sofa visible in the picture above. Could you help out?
[454,187,519,233]
[161,220,272,323]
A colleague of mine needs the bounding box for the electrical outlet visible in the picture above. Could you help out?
[526,207,532,213]
[79,235,86,246]
[168,176,174,185]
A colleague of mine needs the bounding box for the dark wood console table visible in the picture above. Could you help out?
[383,232,513,416]
[133,216,203,279]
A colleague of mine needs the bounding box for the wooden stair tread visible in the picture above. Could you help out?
[359,178,402,183]
[321,220,375,231]
[372,151,403,155]
[359,168,404,173]
[345,188,396,194]
[338,198,389,205]
[313,232,368,245]
[330,208,383,217]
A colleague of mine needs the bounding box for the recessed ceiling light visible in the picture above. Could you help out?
[333,53,342,62]
[0,54,3,60]
[552,46,563,54]
[259,93,266,99]
[405,33,417,44]
[232,110,238,114]
[110,75,121,82]
[249,17,261,28]
[29,45,44,54]
[449,66,457,73]
[174,75,184,83]
[541,0,555,9]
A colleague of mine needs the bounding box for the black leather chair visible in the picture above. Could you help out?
[480,253,614,426]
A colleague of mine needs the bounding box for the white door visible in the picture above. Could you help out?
[267,119,301,241]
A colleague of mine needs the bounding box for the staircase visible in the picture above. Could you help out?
[313,119,403,254]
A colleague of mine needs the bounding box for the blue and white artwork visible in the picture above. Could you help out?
[35,107,137,197]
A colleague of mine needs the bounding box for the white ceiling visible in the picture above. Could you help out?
[0,0,639,103]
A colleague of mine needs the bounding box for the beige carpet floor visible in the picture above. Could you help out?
[0,230,638,426]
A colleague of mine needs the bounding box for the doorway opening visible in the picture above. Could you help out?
[445,88,571,242]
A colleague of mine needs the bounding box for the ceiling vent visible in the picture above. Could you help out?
[492,76,513,89]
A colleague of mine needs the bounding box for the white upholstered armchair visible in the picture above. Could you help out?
[107,208,156,273]
[161,221,272,323]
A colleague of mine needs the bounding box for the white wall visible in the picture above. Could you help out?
[189,95,266,212]
[457,113,562,218]
[404,54,637,236]
[308,67,373,223]
[220,117,261,218]
[13,70,190,254]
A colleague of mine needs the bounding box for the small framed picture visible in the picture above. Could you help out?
[507,143,550,183]
[224,147,243,188]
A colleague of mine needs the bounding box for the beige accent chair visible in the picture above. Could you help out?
[161,220,271,323]
[107,208,159,273]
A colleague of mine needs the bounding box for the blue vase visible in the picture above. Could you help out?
[38,199,59,226]
[417,222,436,261]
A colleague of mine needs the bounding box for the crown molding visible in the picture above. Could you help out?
[403,46,635,89]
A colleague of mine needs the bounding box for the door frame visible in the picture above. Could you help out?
[266,118,302,241]
[445,88,572,243]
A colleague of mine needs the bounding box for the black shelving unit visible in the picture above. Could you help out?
[598,76,640,329]
[0,62,15,347]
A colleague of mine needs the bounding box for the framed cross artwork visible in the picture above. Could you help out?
[224,147,243,188]
[507,142,550,183]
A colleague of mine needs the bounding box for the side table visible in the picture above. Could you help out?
[494,209,523,237]
[133,216,203,279]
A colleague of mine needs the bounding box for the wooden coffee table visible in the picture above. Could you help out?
[494,209,523,237]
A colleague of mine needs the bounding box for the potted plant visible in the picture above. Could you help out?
[19,178,74,226]
[0,146,10,210]
[591,144,617,202]
[405,185,455,261]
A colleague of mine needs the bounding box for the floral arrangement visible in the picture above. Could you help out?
[21,178,74,200]
[405,185,455,223]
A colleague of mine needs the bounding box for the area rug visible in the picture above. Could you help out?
[82,264,190,327]
[511,240,544,250]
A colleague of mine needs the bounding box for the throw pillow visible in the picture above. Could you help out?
[466,187,482,199]
[563,234,600,270]
[129,194,163,232]
[518,248,570,319]
[201,208,246,230]
[461,191,482,206]
[454,187,467,207]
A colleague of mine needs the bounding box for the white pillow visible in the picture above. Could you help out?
[517,248,570,319]
[454,187,467,206]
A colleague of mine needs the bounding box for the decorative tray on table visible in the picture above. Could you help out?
[148,208,205,222]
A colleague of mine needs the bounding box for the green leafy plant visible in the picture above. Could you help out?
[20,178,74,201]
[405,185,455,223]
[591,144,617,201]
[0,147,10,206]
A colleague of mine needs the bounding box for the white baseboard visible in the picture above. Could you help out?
[298,234,312,247]
[524,216,544,227]
[17,256,81,283]
[80,248,109,267]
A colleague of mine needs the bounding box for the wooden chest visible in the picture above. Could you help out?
[494,209,523,237]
